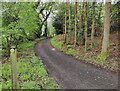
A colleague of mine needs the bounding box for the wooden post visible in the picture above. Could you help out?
[10,46,17,89]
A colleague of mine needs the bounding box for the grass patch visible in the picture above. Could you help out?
[65,48,78,56]
[51,35,118,72]
[96,52,109,65]
[51,35,79,57]
[2,40,60,89]
[18,41,36,49]
[51,36,63,50]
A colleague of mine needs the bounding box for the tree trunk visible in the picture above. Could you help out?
[98,3,103,51]
[64,8,67,44]
[84,2,88,53]
[78,2,83,44]
[98,3,102,27]
[101,2,110,54]
[44,21,48,37]
[63,15,65,40]
[74,0,77,46]
[68,2,71,43]
[91,2,95,48]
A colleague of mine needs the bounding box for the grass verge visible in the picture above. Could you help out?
[2,39,60,89]
[51,35,79,57]
[51,35,118,72]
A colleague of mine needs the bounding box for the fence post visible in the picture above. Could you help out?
[10,46,17,89]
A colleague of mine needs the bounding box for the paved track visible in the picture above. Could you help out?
[34,39,118,89]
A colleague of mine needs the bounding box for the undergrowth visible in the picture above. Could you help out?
[51,36,79,57]
[2,40,60,89]
[51,35,118,72]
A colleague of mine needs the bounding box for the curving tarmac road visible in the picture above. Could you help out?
[34,39,118,89]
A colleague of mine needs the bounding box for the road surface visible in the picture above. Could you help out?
[34,39,118,89]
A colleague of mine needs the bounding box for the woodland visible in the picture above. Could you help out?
[1,0,119,89]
